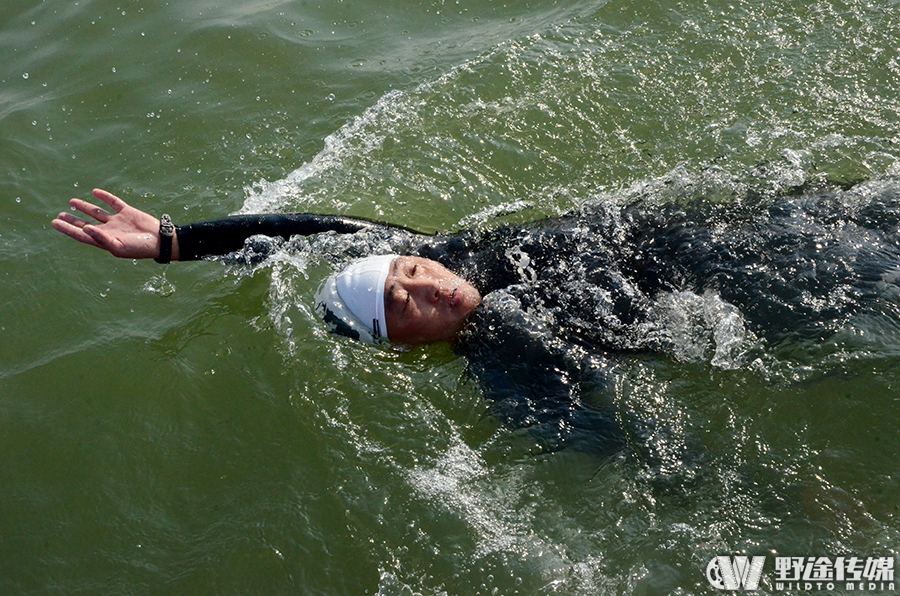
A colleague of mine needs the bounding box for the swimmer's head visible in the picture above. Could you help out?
[316,255,482,345]
[316,254,394,344]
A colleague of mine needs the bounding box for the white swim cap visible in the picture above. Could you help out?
[315,254,398,344]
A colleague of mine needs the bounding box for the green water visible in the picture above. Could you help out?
[2,0,899,594]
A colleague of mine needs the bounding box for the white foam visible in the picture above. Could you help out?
[644,290,754,370]
[239,90,407,215]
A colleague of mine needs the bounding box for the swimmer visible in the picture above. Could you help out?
[52,183,900,460]
[53,188,629,456]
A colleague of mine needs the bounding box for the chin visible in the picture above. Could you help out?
[458,282,482,311]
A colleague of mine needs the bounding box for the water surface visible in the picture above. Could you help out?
[1,0,899,594]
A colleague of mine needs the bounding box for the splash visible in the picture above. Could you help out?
[644,290,754,370]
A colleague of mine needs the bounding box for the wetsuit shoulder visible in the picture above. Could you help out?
[411,226,530,295]
[457,289,627,456]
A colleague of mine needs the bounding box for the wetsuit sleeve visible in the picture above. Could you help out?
[174,213,386,261]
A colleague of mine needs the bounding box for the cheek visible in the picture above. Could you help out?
[415,305,452,330]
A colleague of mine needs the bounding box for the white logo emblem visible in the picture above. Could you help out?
[707,556,766,591]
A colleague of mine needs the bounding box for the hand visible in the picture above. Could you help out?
[52,189,174,260]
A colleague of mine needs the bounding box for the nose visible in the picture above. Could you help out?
[406,276,443,305]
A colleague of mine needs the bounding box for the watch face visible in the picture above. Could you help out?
[160,214,174,236]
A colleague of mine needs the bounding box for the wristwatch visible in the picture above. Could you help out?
[155,214,174,264]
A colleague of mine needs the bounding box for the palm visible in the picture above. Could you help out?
[52,189,162,259]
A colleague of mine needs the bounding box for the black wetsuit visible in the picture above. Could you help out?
[173,181,900,459]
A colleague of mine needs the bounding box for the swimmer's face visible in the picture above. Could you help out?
[384,256,481,345]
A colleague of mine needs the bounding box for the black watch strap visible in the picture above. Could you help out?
[155,214,175,264]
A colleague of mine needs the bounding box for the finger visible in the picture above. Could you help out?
[92,189,129,214]
[83,224,129,257]
[52,217,102,248]
[54,211,87,228]
[55,211,89,229]
[69,198,112,223]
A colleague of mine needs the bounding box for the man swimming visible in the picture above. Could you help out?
[52,181,900,460]
[52,188,635,456]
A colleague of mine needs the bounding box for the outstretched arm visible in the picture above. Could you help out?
[53,189,409,262]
